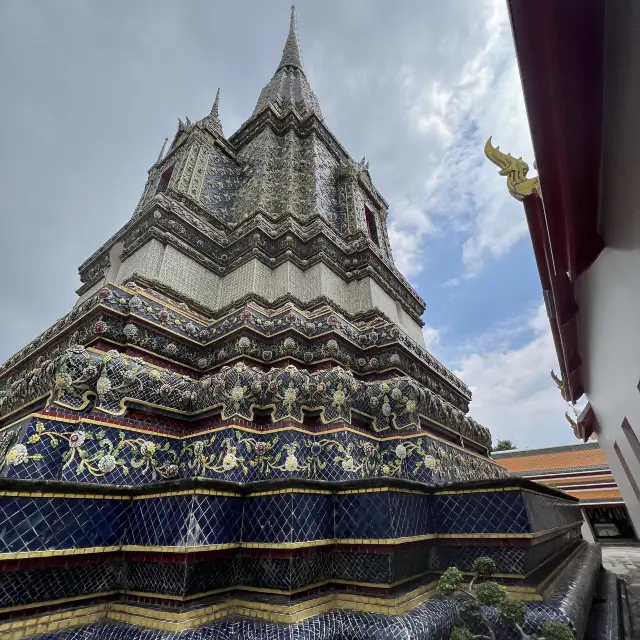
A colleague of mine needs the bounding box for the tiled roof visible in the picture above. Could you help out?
[494,445,607,475]
[492,441,599,458]
[545,474,614,487]
[565,488,622,502]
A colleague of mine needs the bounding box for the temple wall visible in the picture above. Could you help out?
[157,244,220,309]
[75,279,106,306]
[575,0,640,538]
[115,239,166,285]
[110,242,424,345]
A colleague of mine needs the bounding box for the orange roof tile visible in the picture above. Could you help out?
[496,447,607,474]
[564,488,622,501]
[545,474,614,486]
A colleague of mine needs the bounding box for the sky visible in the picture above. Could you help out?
[0,0,577,450]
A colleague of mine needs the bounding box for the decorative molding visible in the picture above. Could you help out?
[484,137,541,201]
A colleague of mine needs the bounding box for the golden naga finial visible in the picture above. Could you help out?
[552,369,583,437]
[484,137,541,201]
[550,369,567,402]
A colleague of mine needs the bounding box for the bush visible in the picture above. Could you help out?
[540,621,574,640]
[474,581,507,606]
[438,556,574,640]
[450,627,474,640]
[499,599,526,625]
[438,566,465,595]
[472,556,497,578]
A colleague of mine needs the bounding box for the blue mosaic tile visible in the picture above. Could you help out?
[0,559,119,608]
[433,490,530,535]
[523,490,583,533]
[3,417,64,481]
[124,495,191,547]
[243,493,296,544]
[431,545,527,575]
[191,493,244,546]
[3,419,503,486]
[525,528,582,573]
[242,492,332,544]
[0,496,127,553]
[389,491,431,538]
[0,486,580,558]
[334,491,392,540]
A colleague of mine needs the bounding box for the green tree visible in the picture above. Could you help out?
[494,440,517,451]
[438,556,573,640]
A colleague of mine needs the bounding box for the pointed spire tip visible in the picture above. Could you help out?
[156,137,169,163]
[210,87,220,117]
[278,4,304,74]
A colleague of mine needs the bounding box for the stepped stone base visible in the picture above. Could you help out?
[0,289,614,640]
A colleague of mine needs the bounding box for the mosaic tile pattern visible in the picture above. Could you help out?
[0,559,120,608]
[0,495,127,554]
[430,527,583,577]
[0,284,477,423]
[0,8,604,640]
[10,346,488,448]
[20,602,459,640]
[0,485,579,556]
[523,490,583,533]
[17,544,602,640]
[434,490,530,534]
[524,528,582,574]
[430,545,527,576]
[2,416,503,487]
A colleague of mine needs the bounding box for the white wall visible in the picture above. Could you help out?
[574,0,640,536]
[580,509,596,543]
[111,240,425,346]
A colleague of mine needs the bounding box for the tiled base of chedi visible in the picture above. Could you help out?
[0,7,623,640]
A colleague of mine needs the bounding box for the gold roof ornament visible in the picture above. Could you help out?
[550,369,567,402]
[484,137,541,201]
[551,369,583,437]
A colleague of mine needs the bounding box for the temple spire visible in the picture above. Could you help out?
[248,6,322,121]
[210,88,220,118]
[156,137,168,163]
[203,87,224,135]
[277,5,304,74]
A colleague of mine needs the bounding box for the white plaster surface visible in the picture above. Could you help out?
[111,240,425,347]
[574,0,640,538]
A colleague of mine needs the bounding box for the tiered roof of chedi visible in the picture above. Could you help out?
[0,7,605,640]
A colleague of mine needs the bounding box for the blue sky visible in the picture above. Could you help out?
[0,0,577,449]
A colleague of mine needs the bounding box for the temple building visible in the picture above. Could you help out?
[494,442,637,544]
[486,0,640,538]
[0,6,624,640]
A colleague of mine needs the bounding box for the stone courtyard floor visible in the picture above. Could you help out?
[601,544,640,638]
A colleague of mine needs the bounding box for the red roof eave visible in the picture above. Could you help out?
[508,0,606,405]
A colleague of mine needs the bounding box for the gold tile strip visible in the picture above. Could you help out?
[0,591,117,615]
[435,487,519,495]
[248,488,333,497]
[3,527,569,560]
[0,546,122,560]
[122,571,435,601]
[2,574,548,638]
[133,488,242,500]
[0,605,105,639]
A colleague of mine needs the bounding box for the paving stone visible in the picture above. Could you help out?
[601,545,640,639]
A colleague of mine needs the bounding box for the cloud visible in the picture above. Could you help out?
[395,0,535,280]
[387,200,435,277]
[453,303,577,449]
[0,0,546,464]
[422,325,441,352]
